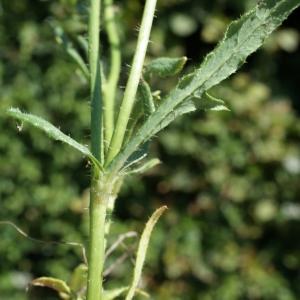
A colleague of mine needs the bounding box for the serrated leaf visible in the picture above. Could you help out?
[6,108,104,172]
[107,0,300,174]
[145,56,187,78]
[125,206,167,300]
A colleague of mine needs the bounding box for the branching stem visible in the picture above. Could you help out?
[104,0,158,167]
[103,0,121,150]
[87,0,106,300]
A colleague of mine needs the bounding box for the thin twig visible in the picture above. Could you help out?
[105,231,138,259]
[103,231,139,277]
[120,240,137,265]
[104,0,158,167]
[0,221,88,267]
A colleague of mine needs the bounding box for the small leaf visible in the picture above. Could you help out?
[102,287,127,300]
[126,158,161,175]
[69,264,88,295]
[76,35,89,58]
[194,92,230,111]
[30,277,71,297]
[138,80,155,118]
[49,23,90,80]
[102,286,150,300]
[125,206,167,300]
[123,99,143,145]
[123,140,150,169]
[145,56,187,78]
[123,80,155,168]
[6,108,104,172]
[152,90,161,101]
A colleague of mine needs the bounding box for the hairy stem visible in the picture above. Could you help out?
[86,172,108,300]
[104,0,158,167]
[87,0,106,300]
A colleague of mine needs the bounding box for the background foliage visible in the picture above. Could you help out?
[1,0,300,299]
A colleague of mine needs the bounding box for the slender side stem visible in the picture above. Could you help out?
[87,0,106,300]
[103,0,121,150]
[89,0,103,164]
[104,0,158,167]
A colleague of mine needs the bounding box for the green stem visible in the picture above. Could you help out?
[86,172,107,300]
[87,0,106,300]
[104,0,158,167]
[103,0,121,151]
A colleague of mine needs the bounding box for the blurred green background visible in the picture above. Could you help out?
[1,0,300,299]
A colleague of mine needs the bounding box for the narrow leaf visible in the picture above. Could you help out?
[6,108,104,172]
[123,98,143,145]
[69,264,88,295]
[30,277,72,297]
[102,286,150,300]
[123,141,150,169]
[125,206,167,300]
[51,24,90,80]
[76,35,89,58]
[139,80,155,118]
[107,0,300,174]
[126,158,161,175]
[196,92,229,111]
[123,79,155,168]
[145,56,187,78]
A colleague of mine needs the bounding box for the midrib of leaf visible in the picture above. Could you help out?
[107,0,300,175]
